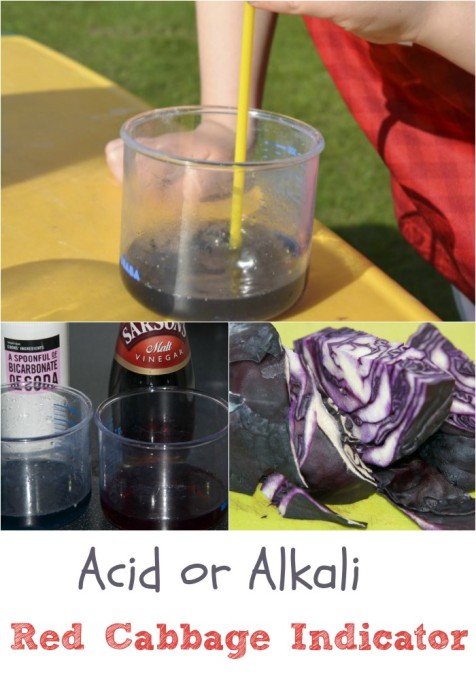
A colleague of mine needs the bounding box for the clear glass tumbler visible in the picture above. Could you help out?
[95,387,229,530]
[1,382,93,529]
[119,106,324,321]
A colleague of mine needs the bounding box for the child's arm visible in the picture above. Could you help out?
[196,1,277,111]
[106,2,277,182]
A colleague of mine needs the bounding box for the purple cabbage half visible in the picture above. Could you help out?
[406,323,475,491]
[407,323,475,437]
[229,323,374,529]
[284,347,376,504]
[294,327,455,467]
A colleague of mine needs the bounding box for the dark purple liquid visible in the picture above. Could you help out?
[1,460,90,530]
[120,223,307,320]
[101,463,227,530]
[122,272,306,321]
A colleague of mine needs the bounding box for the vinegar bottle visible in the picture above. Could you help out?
[108,322,195,442]
[108,321,195,396]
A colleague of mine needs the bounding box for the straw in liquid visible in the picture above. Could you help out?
[230,2,255,251]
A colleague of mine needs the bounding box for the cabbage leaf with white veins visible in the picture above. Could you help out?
[229,323,376,526]
[260,473,367,529]
[407,323,475,437]
[285,347,376,503]
[294,327,455,467]
[405,324,475,491]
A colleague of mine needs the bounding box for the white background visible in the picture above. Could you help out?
[0,530,474,678]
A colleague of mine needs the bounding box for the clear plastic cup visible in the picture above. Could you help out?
[1,382,93,529]
[95,387,228,530]
[119,106,324,320]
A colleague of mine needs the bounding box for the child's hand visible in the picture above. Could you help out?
[105,118,236,188]
[248,1,474,72]
[248,1,426,44]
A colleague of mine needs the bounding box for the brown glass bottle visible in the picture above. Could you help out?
[108,321,195,443]
[109,322,195,396]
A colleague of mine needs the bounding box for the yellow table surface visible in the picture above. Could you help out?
[2,36,439,322]
[230,321,475,531]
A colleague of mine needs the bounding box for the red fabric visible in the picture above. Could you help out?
[304,17,475,301]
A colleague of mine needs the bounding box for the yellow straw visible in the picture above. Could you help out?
[230,2,255,250]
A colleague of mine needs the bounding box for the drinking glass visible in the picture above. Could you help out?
[120,106,324,320]
[1,382,92,529]
[95,387,228,530]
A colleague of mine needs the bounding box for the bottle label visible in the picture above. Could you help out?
[3,335,61,386]
[114,322,191,376]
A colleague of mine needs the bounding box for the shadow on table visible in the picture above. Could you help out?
[2,88,140,186]
[1,259,151,321]
[331,222,460,321]
[284,237,373,320]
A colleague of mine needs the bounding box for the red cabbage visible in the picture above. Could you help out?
[229,392,305,495]
[415,430,475,492]
[294,327,455,467]
[285,347,376,503]
[229,322,290,424]
[229,323,376,527]
[229,323,304,494]
[407,323,475,437]
[260,473,367,529]
[230,323,474,531]
[373,457,475,531]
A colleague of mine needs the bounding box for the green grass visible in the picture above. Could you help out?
[2,0,459,319]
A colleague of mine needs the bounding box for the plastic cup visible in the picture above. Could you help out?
[95,387,228,530]
[119,106,324,321]
[1,382,93,529]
